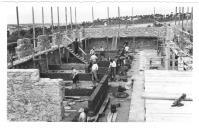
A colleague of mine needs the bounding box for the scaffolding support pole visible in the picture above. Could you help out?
[16,6,20,38]
[65,7,67,32]
[51,7,54,33]
[32,6,36,48]
[70,6,73,30]
[57,7,60,32]
[42,7,45,35]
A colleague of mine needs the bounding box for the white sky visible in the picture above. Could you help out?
[5,2,192,24]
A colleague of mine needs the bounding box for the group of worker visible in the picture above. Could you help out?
[71,42,132,122]
[71,41,132,88]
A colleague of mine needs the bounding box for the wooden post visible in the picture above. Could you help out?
[85,38,87,51]
[182,7,184,30]
[65,7,67,32]
[59,47,62,65]
[57,7,60,32]
[186,7,189,26]
[75,7,77,30]
[16,6,20,38]
[46,53,49,72]
[175,7,177,25]
[51,7,54,33]
[92,6,94,23]
[42,7,45,35]
[132,7,134,25]
[106,37,108,50]
[179,7,181,25]
[32,7,36,48]
[70,6,73,30]
[118,6,120,29]
[172,52,175,70]
[107,7,109,26]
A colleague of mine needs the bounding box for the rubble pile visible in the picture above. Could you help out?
[36,35,51,51]
[15,38,34,58]
[7,69,64,121]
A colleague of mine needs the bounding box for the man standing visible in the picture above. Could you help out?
[109,59,117,81]
[71,67,79,88]
[124,42,129,53]
[91,61,99,86]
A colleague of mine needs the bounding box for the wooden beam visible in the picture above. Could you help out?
[118,6,120,29]
[59,47,62,65]
[65,7,67,32]
[16,6,20,38]
[92,6,94,23]
[75,7,77,28]
[42,6,45,35]
[32,6,36,48]
[186,7,189,26]
[51,7,54,33]
[142,94,193,101]
[132,7,134,25]
[107,7,109,26]
[57,7,60,32]
[46,53,49,72]
[70,6,73,30]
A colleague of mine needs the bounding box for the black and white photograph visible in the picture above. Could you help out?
[1,0,198,126]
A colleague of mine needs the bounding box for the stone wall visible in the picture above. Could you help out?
[52,32,73,46]
[36,35,51,51]
[15,38,34,58]
[7,69,64,121]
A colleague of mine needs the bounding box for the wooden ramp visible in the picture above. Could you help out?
[144,70,193,122]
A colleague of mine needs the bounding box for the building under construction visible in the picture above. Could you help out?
[7,6,193,122]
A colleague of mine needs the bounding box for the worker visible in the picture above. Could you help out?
[91,61,99,85]
[90,47,95,55]
[90,53,98,63]
[78,107,88,122]
[71,67,79,88]
[124,42,129,53]
[109,59,117,81]
[74,38,79,54]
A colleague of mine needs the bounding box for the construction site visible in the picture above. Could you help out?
[7,5,193,122]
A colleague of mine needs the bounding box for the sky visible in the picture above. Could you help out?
[5,2,192,24]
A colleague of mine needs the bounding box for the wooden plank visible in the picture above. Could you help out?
[142,93,193,101]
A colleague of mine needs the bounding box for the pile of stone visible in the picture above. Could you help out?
[7,69,64,121]
[15,38,34,58]
[36,35,51,52]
